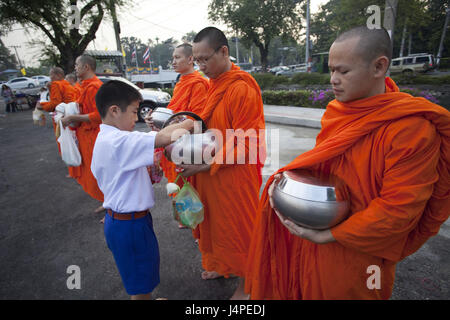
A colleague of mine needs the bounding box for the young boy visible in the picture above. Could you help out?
[91,80,194,300]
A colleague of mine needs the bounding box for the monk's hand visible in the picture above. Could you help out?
[177,164,211,177]
[35,102,43,110]
[274,209,335,244]
[268,173,282,209]
[61,115,75,128]
[144,110,160,132]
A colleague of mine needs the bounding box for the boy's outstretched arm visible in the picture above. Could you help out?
[155,119,194,148]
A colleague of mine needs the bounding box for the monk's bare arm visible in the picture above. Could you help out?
[60,114,91,127]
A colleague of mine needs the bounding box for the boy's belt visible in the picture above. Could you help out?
[106,209,149,220]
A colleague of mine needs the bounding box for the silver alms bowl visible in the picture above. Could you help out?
[272,169,350,230]
[151,107,174,129]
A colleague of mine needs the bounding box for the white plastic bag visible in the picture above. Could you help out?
[40,90,49,103]
[57,120,81,166]
[65,102,79,116]
[32,108,45,126]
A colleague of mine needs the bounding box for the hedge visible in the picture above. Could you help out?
[252,72,449,89]
[262,88,441,108]
[391,74,450,85]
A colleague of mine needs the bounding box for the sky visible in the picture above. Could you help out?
[2,0,327,68]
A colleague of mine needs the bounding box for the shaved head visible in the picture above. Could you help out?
[176,43,193,57]
[50,67,65,77]
[193,26,229,50]
[77,54,96,71]
[65,73,77,82]
[334,26,392,65]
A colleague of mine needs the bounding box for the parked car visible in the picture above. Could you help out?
[6,77,40,90]
[269,66,289,74]
[276,64,307,77]
[31,75,51,86]
[97,76,172,122]
[275,69,296,77]
[390,53,436,74]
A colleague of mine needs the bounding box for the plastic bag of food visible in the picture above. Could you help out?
[57,120,81,166]
[32,108,46,126]
[171,174,204,229]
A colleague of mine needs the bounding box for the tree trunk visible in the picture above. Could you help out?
[256,42,269,72]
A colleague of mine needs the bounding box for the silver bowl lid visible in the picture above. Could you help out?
[275,169,347,202]
[153,107,173,115]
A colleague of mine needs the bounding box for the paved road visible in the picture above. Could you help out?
[0,110,448,300]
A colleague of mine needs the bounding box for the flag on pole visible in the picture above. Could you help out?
[143,47,150,64]
[131,47,136,61]
[121,45,126,57]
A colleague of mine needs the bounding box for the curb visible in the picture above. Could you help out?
[263,105,323,129]
[264,113,321,129]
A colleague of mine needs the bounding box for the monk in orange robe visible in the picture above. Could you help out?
[245,26,450,300]
[36,67,80,178]
[178,27,265,300]
[65,73,82,100]
[61,55,104,212]
[158,43,209,184]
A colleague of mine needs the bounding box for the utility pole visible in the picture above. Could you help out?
[305,0,311,73]
[235,34,240,65]
[383,0,398,76]
[436,8,450,68]
[408,33,412,56]
[9,45,22,68]
[399,19,407,57]
[155,37,160,68]
[383,0,398,46]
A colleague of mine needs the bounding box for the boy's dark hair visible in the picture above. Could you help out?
[95,80,143,118]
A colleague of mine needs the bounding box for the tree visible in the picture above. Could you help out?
[208,0,304,71]
[0,37,17,71]
[0,0,129,73]
[310,0,440,59]
[121,36,178,70]
[182,31,197,43]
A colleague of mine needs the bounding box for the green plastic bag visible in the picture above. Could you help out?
[171,175,204,229]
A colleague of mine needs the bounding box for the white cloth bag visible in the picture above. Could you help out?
[57,120,81,167]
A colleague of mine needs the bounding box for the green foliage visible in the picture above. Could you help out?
[262,90,317,108]
[208,0,304,70]
[391,74,450,85]
[0,0,129,72]
[291,72,330,85]
[262,87,441,109]
[161,88,174,97]
[0,38,17,71]
[252,73,290,90]
[310,0,447,59]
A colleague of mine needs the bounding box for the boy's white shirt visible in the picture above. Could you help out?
[91,124,157,213]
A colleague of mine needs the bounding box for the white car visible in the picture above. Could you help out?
[97,76,171,122]
[6,77,40,90]
[31,75,51,86]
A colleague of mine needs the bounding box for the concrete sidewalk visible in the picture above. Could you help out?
[264,104,324,128]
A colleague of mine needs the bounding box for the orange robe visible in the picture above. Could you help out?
[245,77,450,299]
[73,82,83,100]
[160,71,209,183]
[40,79,77,112]
[193,63,266,277]
[75,76,104,202]
[40,79,80,178]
